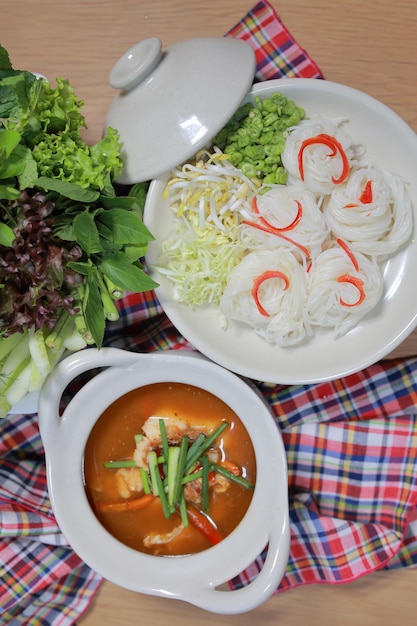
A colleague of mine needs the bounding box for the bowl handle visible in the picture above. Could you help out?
[38,347,140,448]
[188,514,290,614]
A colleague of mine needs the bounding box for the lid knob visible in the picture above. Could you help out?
[109,37,163,91]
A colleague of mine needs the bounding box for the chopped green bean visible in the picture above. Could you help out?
[212,91,305,181]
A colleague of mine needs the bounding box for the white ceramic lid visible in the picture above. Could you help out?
[105,37,256,184]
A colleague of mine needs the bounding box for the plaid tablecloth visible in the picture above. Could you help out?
[1,1,416,624]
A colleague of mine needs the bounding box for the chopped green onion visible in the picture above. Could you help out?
[184,422,229,473]
[148,450,171,518]
[102,418,252,526]
[181,469,203,484]
[210,462,255,490]
[159,418,169,475]
[184,432,206,473]
[103,460,137,469]
[140,467,151,494]
[167,445,180,507]
[201,421,229,451]
[201,454,210,513]
[148,450,160,496]
[179,493,188,527]
[173,435,189,504]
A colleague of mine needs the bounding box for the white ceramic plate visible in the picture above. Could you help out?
[143,78,417,384]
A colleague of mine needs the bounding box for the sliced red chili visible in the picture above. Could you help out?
[298,133,350,184]
[336,238,359,272]
[359,179,373,204]
[186,504,223,546]
[337,274,365,307]
[242,219,310,259]
[252,270,290,317]
[251,196,303,232]
[98,493,155,513]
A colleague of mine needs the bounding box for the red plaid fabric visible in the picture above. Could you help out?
[1,2,415,624]
[105,294,417,592]
[226,0,323,80]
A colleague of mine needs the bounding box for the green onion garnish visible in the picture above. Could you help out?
[103,460,137,469]
[201,454,210,513]
[102,419,254,523]
[210,462,255,490]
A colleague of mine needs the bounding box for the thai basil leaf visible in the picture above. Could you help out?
[99,252,158,292]
[124,243,149,262]
[129,181,150,213]
[66,260,93,275]
[35,176,100,202]
[97,208,154,245]
[99,195,137,210]
[0,183,19,200]
[73,210,102,254]
[0,222,15,247]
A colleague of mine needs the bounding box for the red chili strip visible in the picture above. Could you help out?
[336,238,359,272]
[337,274,365,307]
[251,196,303,232]
[359,179,373,204]
[251,196,260,215]
[242,219,310,259]
[98,493,155,513]
[252,270,290,317]
[298,133,350,184]
[186,504,223,546]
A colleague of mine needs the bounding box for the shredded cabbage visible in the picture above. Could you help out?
[158,213,245,307]
[157,150,256,307]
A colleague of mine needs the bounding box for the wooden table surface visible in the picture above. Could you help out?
[2,1,417,623]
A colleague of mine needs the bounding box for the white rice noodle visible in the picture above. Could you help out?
[305,243,384,338]
[219,248,308,346]
[240,184,329,263]
[281,116,359,195]
[323,164,413,259]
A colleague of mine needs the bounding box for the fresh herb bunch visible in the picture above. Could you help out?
[0,189,83,335]
[0,44,157,415]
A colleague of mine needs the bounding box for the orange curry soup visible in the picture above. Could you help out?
[83,382,256,556]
